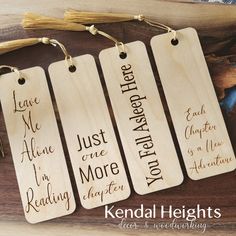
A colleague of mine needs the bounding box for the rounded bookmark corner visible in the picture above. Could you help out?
[67,199,77,215]
[188,173,201,181]
[185,27,198,36]
[176,172,185,186]
[24,213,39,225]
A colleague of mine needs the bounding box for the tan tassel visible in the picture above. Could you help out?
[22,12,87,31]
[0,37,72,57]
[22,13,126,53]
[63,10,176,37]
[0,38,40,55]
[64,9,137,24]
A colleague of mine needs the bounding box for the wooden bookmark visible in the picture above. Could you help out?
[48,55,130,209]
[99,41,183,195]
[151,28,236,180]
[0,67,76,223]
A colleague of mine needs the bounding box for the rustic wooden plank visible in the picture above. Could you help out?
[0,23,235,232]
[1,220,235,236]
[0,0,235,37]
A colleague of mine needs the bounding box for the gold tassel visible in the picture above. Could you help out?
[64,9,137,24]
[0,37,72,56]
[22,12,87,31]
[64,10,175,34]
[22,13,125,49]
[0,38,40,55]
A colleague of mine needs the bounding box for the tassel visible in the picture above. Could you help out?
[0,38,40,55]
[22,13,87,31]
[64,9,137,24]
[22,13,114,39]
[63,10,175,36]
[0,37,71,56]
[22,13,125,51]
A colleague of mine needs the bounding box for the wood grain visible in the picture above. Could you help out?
[0,0,236,37]
[48,55,131,209]
[99,41,183,194]
[1,220,235,236]
[151,28,236,180]
[0,67,76,223]
[0,0,236,235]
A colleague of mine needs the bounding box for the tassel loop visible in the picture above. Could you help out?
[0,65,21,78]
[0,65,22,79]
[85,25,126,55]
[86,25,98,35]
[12,67,23,80]
[115,42,127,58]
[170,29,177,41]
[86,25,124,51]
[0,65,17,73]
[40,37,75,69]
[133,14,144,21]
[44,38,71,60]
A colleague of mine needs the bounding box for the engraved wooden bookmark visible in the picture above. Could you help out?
[48,55,130,209]
[151,28,236,180]
[99,41,183,195]
[0,67,76,223]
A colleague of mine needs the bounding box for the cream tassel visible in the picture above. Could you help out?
[22,13,126,53]
[22,12,87,31]
[64,10,137,24]
[63,10,176,37]
[0,38,41,55]
[0,37,71,57]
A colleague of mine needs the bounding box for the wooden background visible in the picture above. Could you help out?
[0,0,236,235]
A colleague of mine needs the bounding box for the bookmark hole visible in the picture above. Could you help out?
[119,52,127,59]
[18,78,25,85]
[171,38,179,46]
[68,65,76,73]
